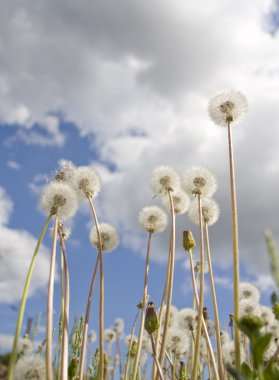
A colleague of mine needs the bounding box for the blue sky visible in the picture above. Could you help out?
[0,0,279,354]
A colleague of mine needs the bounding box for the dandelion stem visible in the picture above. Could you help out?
[192,194,204,380]
[227,120,240,369]
[204,222,223,379]
[8,213,53,380]
[46,214,59,380]
[150,334,164,380]
[157,190,175,376]
[58,224,70,380]
[123,309,140,380]
[132,231,153,380]
[79,195,102,380]
[188,248,219,380]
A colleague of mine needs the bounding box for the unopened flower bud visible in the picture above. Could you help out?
[144,302,160,335]
[183,230,196,251]
[179,361,187,380]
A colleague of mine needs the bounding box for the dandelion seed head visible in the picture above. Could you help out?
[17,336,33,355]
[162,189,190,215]
[188,198,220,226]
[222,341,245,366]
[125,334,137,346]
[183,167,217,198]
[239,299,261,318]
[73,166,101,200]
[53,159,77,182]
[104,329,116,343]
[178,308,198,332]
[40,181,78,219]
[90,223,119,253]
[166,326,189,357]
[266,320,279,337]
[208,89,248,127]
[239,282,260,303]
[138,206,168,233]
[113,318,125,335]
[220,330,230,345]
[150,165,180,195]
[14,355,46,380]
[88,330,97,344]
[159,305,179,328]
[260,306,275,326]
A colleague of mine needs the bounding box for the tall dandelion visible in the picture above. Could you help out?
[150,166,179,375]
[183,166,217,380]
[41,181,78,380]
[208,89,247,369]
[131,206,168,380]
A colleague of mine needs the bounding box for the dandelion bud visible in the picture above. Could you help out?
[144,302,160,335]
[179,362,187,380]
[183,230,196,251]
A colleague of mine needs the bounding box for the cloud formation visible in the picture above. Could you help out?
[1,0,279,276]
[0,186,50,303]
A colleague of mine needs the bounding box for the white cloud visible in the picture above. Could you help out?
[0,0,279,276]
[0,187,50,303]
[6,160,21,170]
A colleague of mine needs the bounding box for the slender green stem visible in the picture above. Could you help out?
[79,195,103,380]
[58,225,70,380]
[192,194,204,380]
[46,214,59,380]
[8,213,53,380]
[205,222,223,379]
[152,233,172,379]
[131,231,153,380]
[157,190,175,377]
[123,309,140,380]
[227,121,240,369]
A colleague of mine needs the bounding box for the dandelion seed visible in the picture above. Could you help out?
[138,206,168,233]
[183,166,217,198]
[14,355,46,380]
[188,198,220,226]
[208,90,247,127]
[73,166,101,200]
[162,189,190,215]
[239,282,260,303]
[90,223,119,253]
[150,165,180,195]
[40,181,78,219]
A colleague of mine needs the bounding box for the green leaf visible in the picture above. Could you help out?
[271,291,278,305]
[240,362,253,379]
[226,364,249,380]
[252,333,272,368]
[263,360,279,380]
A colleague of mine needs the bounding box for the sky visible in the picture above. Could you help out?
[0,0,279,354]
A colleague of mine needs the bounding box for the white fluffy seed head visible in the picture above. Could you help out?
[17,336,33,355]
[40,181,78,219]
[159,305,179,328]
[239,299,261,318]
[239,282,260,303]
[188,198,220,226]
[178,308,198,332]
[166,326,189,357]
[267,320,279,337]
[208,89,248,127]
[53,159,77,182]
[260,306,275,326]
[220,330,230,345]
[14,355,46,380]
[73,166,101,200]
[162,189,190,215]
[183,166,217,198]
[138,206,168,233]
[88,330,97,343]
[125,334,137,346]
[113,318,125,335]
[222,341,245,366]
[104,329,116,343]
[150,165,181,195]
[90,223,119,253]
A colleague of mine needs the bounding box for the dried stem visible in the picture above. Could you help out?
[192,194,204,380]
[58,224,70,380]
[8,213,53,380]
[123,309,140,380]
[150,334,165,380]
[227,121,240,369]
[188,249,219,380]
[79,195,102,380]
[204,222,223,379]
[157,190,176,374]
[131,231,153,380]
[46,214,59,380]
